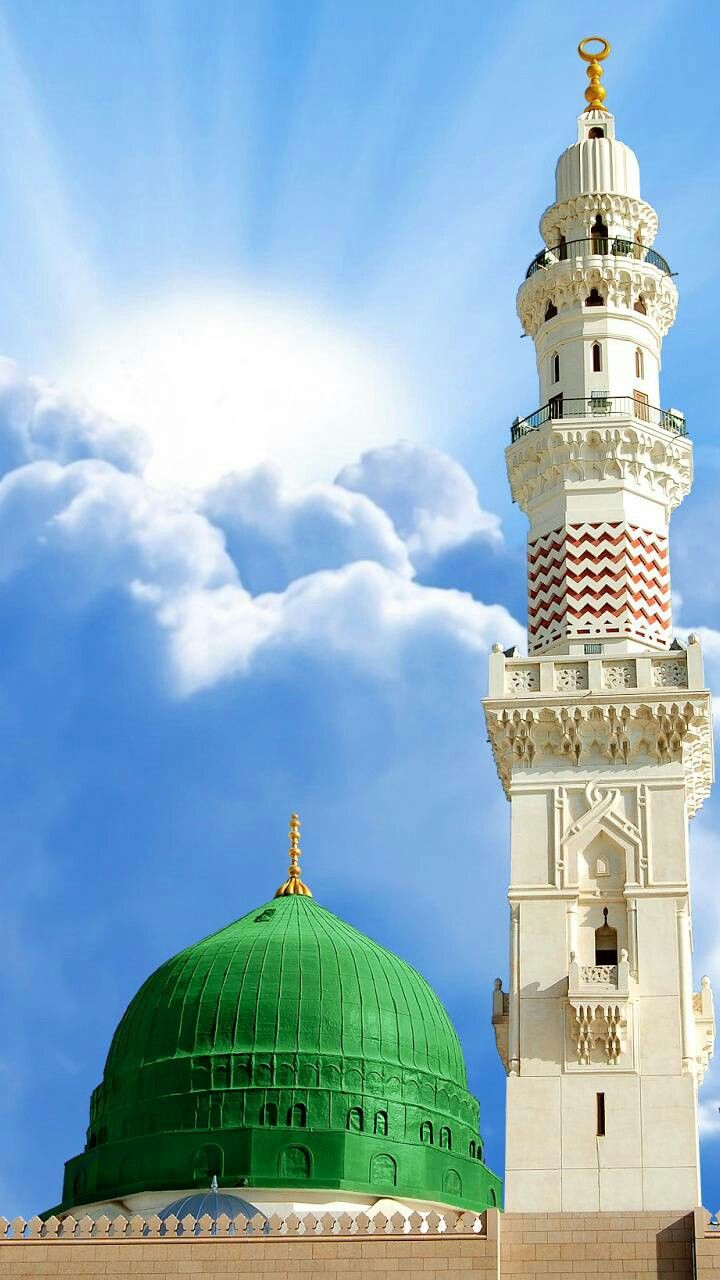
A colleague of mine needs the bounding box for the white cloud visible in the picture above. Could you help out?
[160,561,522,695]
[201,463,412,592]
[336,440,502,564]
[699,1097,720,1139]
[0,358,147,477]
[0,441,521,699]
[0,459,233,596]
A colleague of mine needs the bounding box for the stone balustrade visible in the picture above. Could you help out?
[489,644,701,700]
[0,1208,487,1239]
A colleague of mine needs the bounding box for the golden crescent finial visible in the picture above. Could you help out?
[274,812,313,897]
[578,36,611,113]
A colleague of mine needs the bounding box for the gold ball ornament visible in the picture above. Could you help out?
[578,36,611,113]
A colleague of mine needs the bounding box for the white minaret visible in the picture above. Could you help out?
[486,39,715,1213]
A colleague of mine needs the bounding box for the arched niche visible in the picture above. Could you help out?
[370,1153,397,1187]
[562,788,642,889]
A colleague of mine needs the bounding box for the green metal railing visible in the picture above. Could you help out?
[511,396,687,442]
[525,237,672,280]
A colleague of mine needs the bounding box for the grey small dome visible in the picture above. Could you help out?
[158,1186,265,1234]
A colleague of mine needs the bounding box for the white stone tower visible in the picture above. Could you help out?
[486,39,715,1213]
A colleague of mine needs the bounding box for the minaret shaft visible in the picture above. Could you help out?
[486,52,714,1215]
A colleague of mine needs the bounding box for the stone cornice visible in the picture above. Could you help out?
[483,691,713,818]
[517,260,678,339]
[540,192,659,246]
[506,418,693,516]
[508,884,691,900]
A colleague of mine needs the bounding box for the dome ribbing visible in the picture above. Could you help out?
[59,894,500,1213]
[106,895,466,1085]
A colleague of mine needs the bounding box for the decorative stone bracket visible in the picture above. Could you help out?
[540,192,659,249]
[516,258,678,339]
[506,418,692,517]
[484,693,713,818]
[694,976,716,1084]
[569,999,628,1065]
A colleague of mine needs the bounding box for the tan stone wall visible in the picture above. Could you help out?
[0,1207,709,1278]
[693,1206,720,1277]
[502,1210,694,1278]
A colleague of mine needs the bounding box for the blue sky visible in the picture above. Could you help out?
[2,0,720,1217]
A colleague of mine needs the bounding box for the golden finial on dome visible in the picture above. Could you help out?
[274,812,313,897]
[578,36,611,113]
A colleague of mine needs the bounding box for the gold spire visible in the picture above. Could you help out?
[578,36,611,113]
[274,813,313,897]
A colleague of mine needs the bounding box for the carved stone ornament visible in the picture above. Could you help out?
[652,659,688,688]
[483,693,713,818]
[539,192,659,249]
[555,665,588,692]
[569,1001,627,1065]
[580,964,617,983]
[516,259,678,339]
[603,663,636,690]
[506,419,692,517]
[506,667,539,694]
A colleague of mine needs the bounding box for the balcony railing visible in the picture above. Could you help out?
[525,236,672,279]
[511,395,687,442]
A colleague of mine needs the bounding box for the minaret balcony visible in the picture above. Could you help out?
[511,395,686,442]
[525,236,672,280]
[567,953,631,1067]
[569,951,630,1000]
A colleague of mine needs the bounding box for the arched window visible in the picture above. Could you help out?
[585,288,604,307]
[591,213,608,254]
[634,295,647,315]
[193,1143,224,1183]
[469,1140,476,1158]
[439,1126,452,1150]
[551,351,560,383]
[278,1145,311,1179]
[592,342,602,372]
[347,1107,364,1133]
[420,1120,434,1145]
[635,347,644,379]
[558,234,567,261]
[595,908,618,965]
[260,1102,278,1127]
[589,126,605,139]
[288,1102,307,1128]
[374,1110,389,1136]
[443,1169,462,1196]
[544,300,558,321]
[73,1169,87,1199]
[370,1153,397,1187]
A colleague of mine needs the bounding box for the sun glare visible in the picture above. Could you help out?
[63,293,417,489]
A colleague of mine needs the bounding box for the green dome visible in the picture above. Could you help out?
[59,893,501,1212]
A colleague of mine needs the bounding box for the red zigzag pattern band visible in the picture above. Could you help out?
[528,522,670,652]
